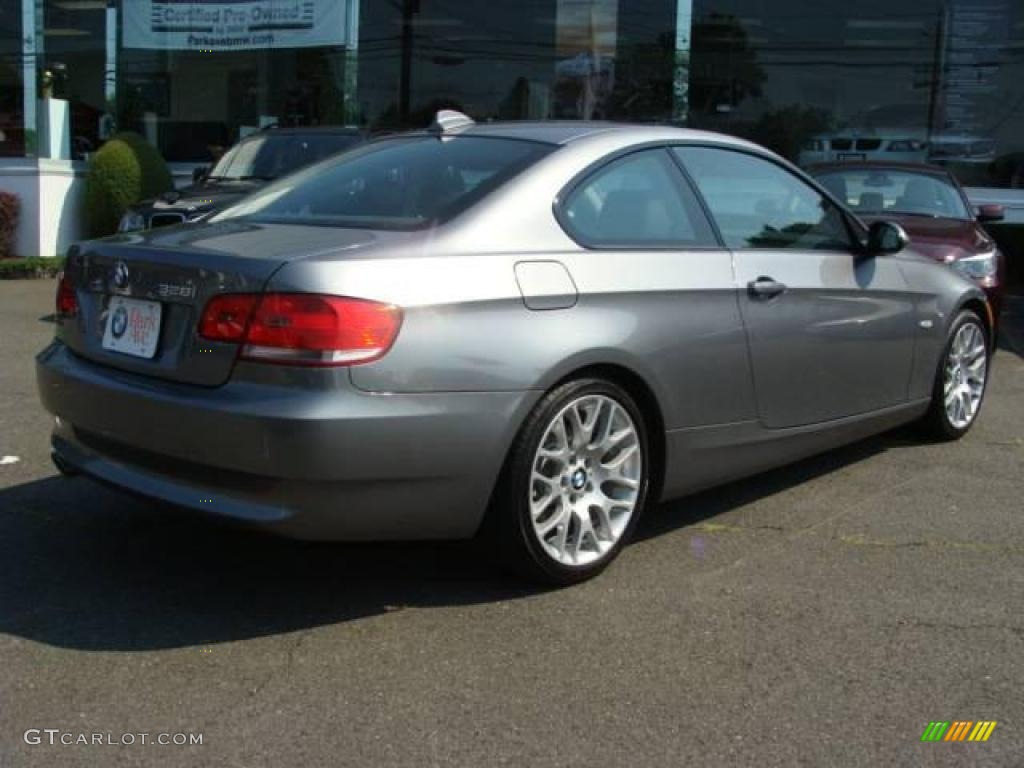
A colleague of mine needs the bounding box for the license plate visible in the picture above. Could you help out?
[102,296,162,359]
[837,152,867,161]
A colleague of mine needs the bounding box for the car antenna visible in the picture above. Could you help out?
[427,109,475,136]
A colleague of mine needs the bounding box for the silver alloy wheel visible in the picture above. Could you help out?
[943,321,987,430]
[528,394,643,566]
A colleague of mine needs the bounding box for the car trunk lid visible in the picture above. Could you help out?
[59,221,377,386]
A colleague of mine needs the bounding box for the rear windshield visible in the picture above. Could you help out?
[213,136,554,230]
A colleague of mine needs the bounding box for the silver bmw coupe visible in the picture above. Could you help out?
[38,113,993,583]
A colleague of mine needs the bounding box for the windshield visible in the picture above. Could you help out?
[207,132,362,181]
[212,135,554,230]
[814,169,970,220]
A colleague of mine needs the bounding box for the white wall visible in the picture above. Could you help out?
[38,161,86,258]
[0,159,87,259]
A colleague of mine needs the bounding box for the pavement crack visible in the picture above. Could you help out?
[249,630,311,699]
[690,523,1024,557]
[200,630,313,736]
[895,619,1024,637]
[983,438,1023,448]
[836,533,1024,555]
[693,522,789,535]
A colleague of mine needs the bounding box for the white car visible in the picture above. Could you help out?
[798,104,994,169]
[799,131,928,166]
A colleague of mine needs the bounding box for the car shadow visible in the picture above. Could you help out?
[0,474,536,652]
[0,428,906,652]
[997,294,1024,361]
[637,431,894,542]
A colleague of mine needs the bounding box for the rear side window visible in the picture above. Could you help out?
[215,136,553,230]
[673,146,853,251]
[561,149,717,248]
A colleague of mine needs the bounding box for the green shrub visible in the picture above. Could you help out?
[0,190,19,259]
[0,256,63,279]
[84,132,173,238]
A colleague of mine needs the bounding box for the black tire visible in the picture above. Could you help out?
[485,377,651,586]
[919,309,990,441]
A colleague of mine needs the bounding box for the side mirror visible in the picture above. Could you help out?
[192,165,209,184]
[866,220,909,255]
[976,204,1005,223]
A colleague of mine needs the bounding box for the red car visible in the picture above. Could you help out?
[809,162,1006,324]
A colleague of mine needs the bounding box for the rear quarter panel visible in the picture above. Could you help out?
[267,249,755,432]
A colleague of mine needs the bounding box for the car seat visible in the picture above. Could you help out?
[857,191,884,212]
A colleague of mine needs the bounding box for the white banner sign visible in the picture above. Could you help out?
[124,0,351,51]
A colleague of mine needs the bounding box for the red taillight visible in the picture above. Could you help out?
[198,294,258,342]
[199,293,402,366]
[56,271,78,317]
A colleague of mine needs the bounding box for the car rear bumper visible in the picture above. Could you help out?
[37,341,535,540]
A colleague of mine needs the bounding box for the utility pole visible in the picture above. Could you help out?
[399,0,420,126]
[926,3,949,141]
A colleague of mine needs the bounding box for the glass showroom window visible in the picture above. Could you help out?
[687,0,1024,190]
[5,0,1024,194]
[359,0,684,131]
[37,0,113,159]
[0,0,24,157]
[11,1,363,163]
[117,1,359,162]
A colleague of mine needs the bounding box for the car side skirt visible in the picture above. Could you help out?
[660,399,931,501]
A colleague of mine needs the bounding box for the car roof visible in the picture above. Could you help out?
[394,120,763,151]
[248,125,364,137]
[806,161,954,178]
[451,121,627,144]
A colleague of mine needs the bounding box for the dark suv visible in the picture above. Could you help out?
[118,126,364,232]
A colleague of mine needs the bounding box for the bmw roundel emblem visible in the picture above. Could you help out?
[111,306,128,339]
[112,261,130,290]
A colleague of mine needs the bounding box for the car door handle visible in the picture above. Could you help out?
[747,276,787,299]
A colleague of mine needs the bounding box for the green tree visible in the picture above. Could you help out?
[689,13,765,117]
[747,105,834,163]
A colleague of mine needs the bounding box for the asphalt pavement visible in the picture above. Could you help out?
[1,279,1022,767]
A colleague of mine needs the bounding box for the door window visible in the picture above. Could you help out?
[673,147,853,251]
